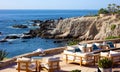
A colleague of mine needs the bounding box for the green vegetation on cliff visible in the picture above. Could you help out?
[111,24,116,30]
[105,36,120,40]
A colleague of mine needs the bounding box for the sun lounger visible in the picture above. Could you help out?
[41,57,61,72]
[100,51,120,65]
[16,57,37,72]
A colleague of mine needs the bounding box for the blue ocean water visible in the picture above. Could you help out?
[0,10,98,58]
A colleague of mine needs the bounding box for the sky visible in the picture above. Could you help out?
[0,0,119,10]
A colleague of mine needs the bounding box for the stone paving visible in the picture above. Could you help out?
[1,53,120,72]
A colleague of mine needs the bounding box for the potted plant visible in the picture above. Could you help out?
[98,58,112,72]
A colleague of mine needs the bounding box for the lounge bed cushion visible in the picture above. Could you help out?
[76,52,93,58]
[17,57,31,62]
[63,50,75,54]
[94,43,101,47]
[109,51,120,56]
[67,46,75,50]
[75,52,93,62]
[100,52,109,57]
[87,44,93,48]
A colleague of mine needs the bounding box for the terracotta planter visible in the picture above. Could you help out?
[99,68,112,72]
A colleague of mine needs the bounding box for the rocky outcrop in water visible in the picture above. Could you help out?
[26,19,60,38]
[0,32,2,35]
[5,35,20,39]
[12,24,28,28]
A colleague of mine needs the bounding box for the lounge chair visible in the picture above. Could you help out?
[75,52,95,66]
[63,44,97,66]
[16,57,37,72]
[41,57,61,72]
[100,51,120,65]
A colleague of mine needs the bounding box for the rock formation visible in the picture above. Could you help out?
[52,15,120,40]
[27,15,120,40]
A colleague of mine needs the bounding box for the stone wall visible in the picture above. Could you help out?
[0,47,66,68]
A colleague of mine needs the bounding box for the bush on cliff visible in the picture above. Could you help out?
[105,36,120,40]
[67,40,80,46]
[111,24,116,30]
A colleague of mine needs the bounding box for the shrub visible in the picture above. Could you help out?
[71,69,81,72]
[0,49,8,61]
[117,10,120,14]
[98,58,112,68]
[67,40,80,46]
[111,24,116,30]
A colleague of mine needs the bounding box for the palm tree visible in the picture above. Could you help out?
[108,4,112,13]
[116,5,120,10]
[112,3,117,14]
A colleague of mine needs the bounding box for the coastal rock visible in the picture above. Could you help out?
[31,20,43,23]
[12,24,28,28]
[5,35,20,39]
[0,32,2,35]
[26,19,59,38]
[0,39,7,42]
[21,34,33,39]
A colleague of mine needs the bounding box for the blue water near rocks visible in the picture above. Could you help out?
[0,10,98,58]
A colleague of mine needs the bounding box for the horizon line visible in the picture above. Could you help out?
[0,9,99,10]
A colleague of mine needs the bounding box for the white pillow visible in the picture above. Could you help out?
[63,50,75,55]
[100,52,109,57]
[67,46,74,50]
[78,45,85,53]
[110,51,119,54]
[87,44,93,47]
[17,57,31,62]
[109,51,120,57]
[94,43,101,46]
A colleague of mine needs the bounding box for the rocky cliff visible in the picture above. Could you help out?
[50,15,120,40]
[27,15,120,40]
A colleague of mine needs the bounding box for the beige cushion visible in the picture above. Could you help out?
[78,45,85,53]
[100,52,109,57]
[109,51,120,57]
[75,52,93,61]
[94,43,101,46]
[17,57,31,62]
[63,50,75,55]
[87,44,93,48]
[67,46,74,50]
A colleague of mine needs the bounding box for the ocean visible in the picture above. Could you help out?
[0,10,98,58]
